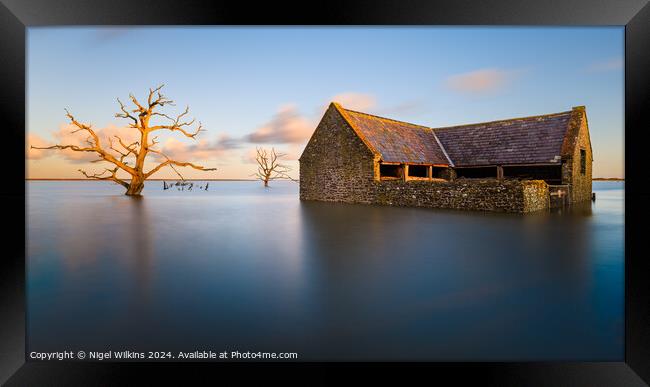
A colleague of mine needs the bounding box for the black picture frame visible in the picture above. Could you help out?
[1,0,648,385]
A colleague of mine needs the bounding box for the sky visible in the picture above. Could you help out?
[26,27,624,179]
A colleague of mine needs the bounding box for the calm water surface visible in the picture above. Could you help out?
[27,181,624,360]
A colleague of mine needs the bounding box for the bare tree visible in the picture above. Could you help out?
[252,147,296,187]
[31,85,216,196]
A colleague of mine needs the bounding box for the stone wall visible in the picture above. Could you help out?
[570,109,593,202]
[522,180,550,212]
[372,179,548,213]
[562,107,593,203]
[299,104,377,204]
[301,172,549,213]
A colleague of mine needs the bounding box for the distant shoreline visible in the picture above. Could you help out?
[593,178,624,181]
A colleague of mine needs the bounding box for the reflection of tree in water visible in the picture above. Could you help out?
[126,197,154,309]
[48,195,155,348]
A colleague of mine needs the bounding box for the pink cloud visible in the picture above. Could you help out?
[27,122,237,167]
[27,123,140,163]
[445,68,519,94]
[329,92,376,111]
[245,93,377,148]
[282,144,303,161]
[156,134,240,161]
[242,148,259,164]
[26,133,51,160]
[246,104,313,144]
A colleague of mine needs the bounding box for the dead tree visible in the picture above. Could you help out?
[31,85,216,196]
[252,147,296,187]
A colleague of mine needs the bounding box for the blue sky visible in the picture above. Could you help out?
[27,27,624,179]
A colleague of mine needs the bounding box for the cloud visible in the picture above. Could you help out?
[281,145,303,161]
[375,99,426,116]
[245,104,313,144]
[26,133,51,160]
[27,123,140,163]
[244,92,377,147]
[445,68,520,94]
[242,148,259,164]
[156,134,240,161]
[586,57,623,73]
[329,92,376,111]
[27,122,238,165]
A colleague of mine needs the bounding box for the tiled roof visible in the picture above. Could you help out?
[433,111,573,167]
[337,106,451,165]
[333,102,576,167]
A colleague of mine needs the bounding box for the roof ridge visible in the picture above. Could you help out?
[341,107,432,131]
[433,132,455,167]
[432,110,573,131]
[341,105,573,133]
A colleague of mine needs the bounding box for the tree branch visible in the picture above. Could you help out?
[129,93,146,113]
[31,144,96,153]
[149,106,203,139]
[31,109,137,176]
[78,167,129,188]
[253,147,297,183]
[65,109,100,145]
[113,135,140,156]
[115,98,139,128]
[147,84,174,109]
[145,148,216,179]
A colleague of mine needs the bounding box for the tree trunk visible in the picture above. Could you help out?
[263,179,269,187]
[126,177,145,196]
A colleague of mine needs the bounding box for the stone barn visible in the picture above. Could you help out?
[299,103,593,213]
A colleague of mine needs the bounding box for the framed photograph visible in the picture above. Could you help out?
[1,0,649,385]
